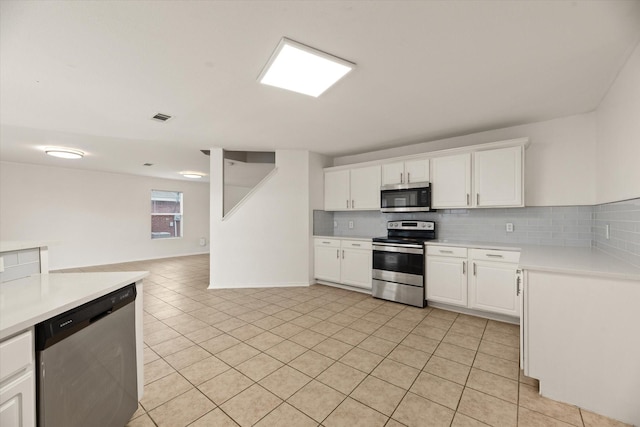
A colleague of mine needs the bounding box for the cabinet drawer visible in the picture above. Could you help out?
[314,238,341,248]
[0,330,33,380]
[341,240,372,250]
[426,246,468,258]
[469,249,520,263]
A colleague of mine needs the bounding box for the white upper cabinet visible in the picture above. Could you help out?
[474,146,523,207]
[324,170,350,211]
[324,166,380,211]
[431,153,472,208]
[381,158,429,186]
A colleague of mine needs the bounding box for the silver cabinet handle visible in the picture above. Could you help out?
[352,243,361,247]
[352,200,355,208]
[466,194,470,205]
[407,172,411,183]
[336,249,339,259]
[400,173,403,184]
[486,254,504,258]
[462,261,466,275]
[516,271,522,296]
[473,262,477,276]
[342,250,345,259]
[476,193,480,205]
[439,250,453,254]
[346,200,350,209]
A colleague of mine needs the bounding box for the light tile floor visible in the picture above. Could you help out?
[63,255,630,427]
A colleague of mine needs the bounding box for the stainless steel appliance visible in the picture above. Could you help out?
[380,182,431,212]
[35,284,138,427]
[372,220,436,307]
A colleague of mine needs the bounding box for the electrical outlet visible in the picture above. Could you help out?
[333,220,338,228]
[506,223,514,232]
[606,224,610,240]
[348,220,354,229]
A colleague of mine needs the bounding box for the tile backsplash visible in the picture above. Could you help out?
[313,198,640,267]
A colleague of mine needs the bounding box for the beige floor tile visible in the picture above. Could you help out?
[331,327,369,346]
[350,375,406,416]
[410,372,463,410]
[198,369,253,405]
[519,370,539,388]
[401,333,441,354]
[143,347,160,364]
[358,335,397,357]
[481,330,519,349]
[221,384,282,427]
[339,347,384,373]
[519,384,583,426]
[199,334,241,354]
[421,315,456,330]
[288,380,346,423]
[385,418,407,427]
[149,335,194,357]
[362,311,393,325]
[170,319,209,335]
[451,412,491,426]
[449,321,486,339]
[126,413,156,427]
[316,361,367,394]
[254,402,318,427]
[392,392,455,427]
[485,320,519,336]
[308,307,335,320]
[434,342,477,366]
[148,388,215,427]
[259,365,312,399]
[429,308,459,321]
[387,344,431,370]
[271,322,305,338]
[518,407,576,426]
[472,352,519,380]
[289,350,335,377]
[236,310,268,323]
[309,320,344,336]
[313,337,354,360]
[214,317,248,333]
[327,312,358,327]
[324,397,388,427]
[478,339,519,362]
[290,329,327,348]
[245,331,285,351]
[443,332,481,351]
[273,308,303,321]
[373,325,409,343]
[372,358,420,390]
[217,342,261,366]
[457,388,517,427]
[140,372,193,410]
[227,323,265,341]
[179,356,230,385]
[580,409,632,427]
[183,326,223,343]
[144,358,175,384]
[466,368,518,403]
[164,345,211,370]
[236,352,283,381]
[350,318,383,334]
[265,339,307,363]
[412,324,448,341]
[290,314,323,328]
[189,408,239,427]
[252,315,286,330]
[423,355,471,385]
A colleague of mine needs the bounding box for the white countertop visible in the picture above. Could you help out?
[425,240,522,251]
[0,241,54,252]
[0,272,148,340]
[314,235,372,242]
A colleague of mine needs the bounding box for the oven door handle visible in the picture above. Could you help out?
[373,244,424,254]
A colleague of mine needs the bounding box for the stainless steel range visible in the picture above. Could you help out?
[372,220,436,307]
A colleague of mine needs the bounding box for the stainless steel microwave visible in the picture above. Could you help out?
[380,182,431,212]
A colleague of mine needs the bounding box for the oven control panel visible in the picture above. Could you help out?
[387,221,435,230]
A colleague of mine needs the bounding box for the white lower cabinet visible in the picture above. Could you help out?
[0,329,35,427]
[314,238,372,290]
[426,245,520,318]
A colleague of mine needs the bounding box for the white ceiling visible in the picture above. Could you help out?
[1,0,639,183]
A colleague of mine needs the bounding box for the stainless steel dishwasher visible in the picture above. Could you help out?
[35,284,138,427]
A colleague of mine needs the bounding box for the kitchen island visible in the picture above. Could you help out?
[0,271,148,427]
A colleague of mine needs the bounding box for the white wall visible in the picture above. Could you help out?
[596,41,640,204]
[209,149,314,288]
[334,113,598,206]
[308,152,331,282]
[0,161,210,270]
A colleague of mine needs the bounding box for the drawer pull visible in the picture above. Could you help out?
[336,249,339,259]
[462,261,466,275]
[322,241,331,244]
[439,250,453,254]
[352,243,361,247]
[486,254,504,258]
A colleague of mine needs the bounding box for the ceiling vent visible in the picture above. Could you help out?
[151,113,172,122]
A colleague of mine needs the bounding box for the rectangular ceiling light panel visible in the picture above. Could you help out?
[258,38,355,97]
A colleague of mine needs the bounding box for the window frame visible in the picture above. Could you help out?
[151,190,184,240]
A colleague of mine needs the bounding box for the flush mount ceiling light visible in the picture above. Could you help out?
[180,171,205,179]
[45,147,84,159]
[258,37,355,97]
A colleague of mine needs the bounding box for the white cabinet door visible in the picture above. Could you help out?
[474,146,523,207]
[350,166,380,210]
[314,245,341,283]
[426,256,467,307]
[381,162,404,186]
[405,158,430,184]
[468,260,519,317]
[324,170,350,211]
[431,153,471,208]
[0,370,35,427]
[341,248,372,289]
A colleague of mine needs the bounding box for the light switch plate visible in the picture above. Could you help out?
[348,221,354,229]
[506,223,514,232]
